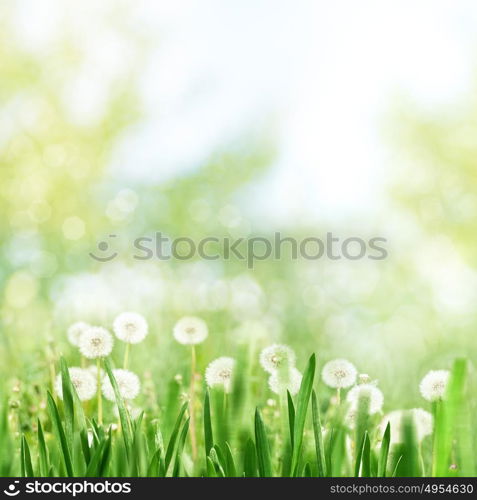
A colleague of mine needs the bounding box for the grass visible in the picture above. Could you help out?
[1,350,475,477]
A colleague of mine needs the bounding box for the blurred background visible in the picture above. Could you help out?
[1,0,477,409]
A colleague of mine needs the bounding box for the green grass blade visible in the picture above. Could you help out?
[104,358,132,455]
[254,408,273,477]
[206,456,217,477]
[37,419,49,476]
[204,389,214,458]
[172,417,190,477]
[378,422,391,477]
[392,455,403,477]
[287,390,295,449]
[47,391,74,476]
[59,357,75,450]
[164,402,188,471]
[21,436,34,477]
[311,390,326,477]
[224,442,237,477]
[290,353,316,476]
[243,438,257,477]
[360,432,371,477]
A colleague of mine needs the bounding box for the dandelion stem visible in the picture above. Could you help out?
[97,358,103,425]
[337,388,341,405]
[123,344,130,370]
[189,345,198,462]
[418,443,426,476]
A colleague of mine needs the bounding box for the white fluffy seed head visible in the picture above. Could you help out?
[346,383,384,414]
[173,317,208,345]
[102,369,141,402]
[268,367,302,396]
[113,312,149,344]
[67,321,90,347]
[205,357,236,393]
[78,326,114,359]
[419,370,450,402]
[380,408,433,444]
[55,367,97,401]
[322,359,358,389]
[259,344,296,374]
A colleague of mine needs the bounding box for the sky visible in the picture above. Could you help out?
[10,0,477,224]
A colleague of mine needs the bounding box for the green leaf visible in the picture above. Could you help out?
[204,389,214,458]
[59,357,75,450]
[206,456,217,477]
[311,390,326,477]
[378,422,391,477]
[37,419,49,476]
[243,437,257,477]
[21,436,34,477]
[209,447,225,477]
[290,353,316,476]
[360,432,371,477]
[254,408,273,477]
[287,390,295,449]
[224,442,237,477]
[392,455,403,477]
[104,358,131,455]
[164,402,188,472]
[47,391,74,476]
[172,417,190,477]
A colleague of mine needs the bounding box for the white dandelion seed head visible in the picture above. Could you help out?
[54,367,97,401]
[259,344,296,374]
[268,367,302,396]
[380,408,433,444]
[102,369,140,401]
[67,321,90,347]
[358,374,372,385]
[321,359,357,389]
[419,370,450,402]
[346,384,384,414]
[78,326,114,359]
[173,316,208,345]
[411,408,434,441]
[205,357,236,393]
[113,312,149,344]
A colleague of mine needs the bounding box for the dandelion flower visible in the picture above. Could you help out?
[268,367,302,396]
[322,359,357,389]
[113,312,149,344]
[380,408,433,444]
[79,326,114,359]
[173,316,208,345]
[205,357,236,393]
[412,408,434,440]
[259,344,296,374]
[346,383,384,414]
[67,321,90,347]
[102,369,141,402]
[419,370,450,402]
[55,367,97,401]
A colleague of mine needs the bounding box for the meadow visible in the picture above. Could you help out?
[1,0,477,480]
[1,313,474,478]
